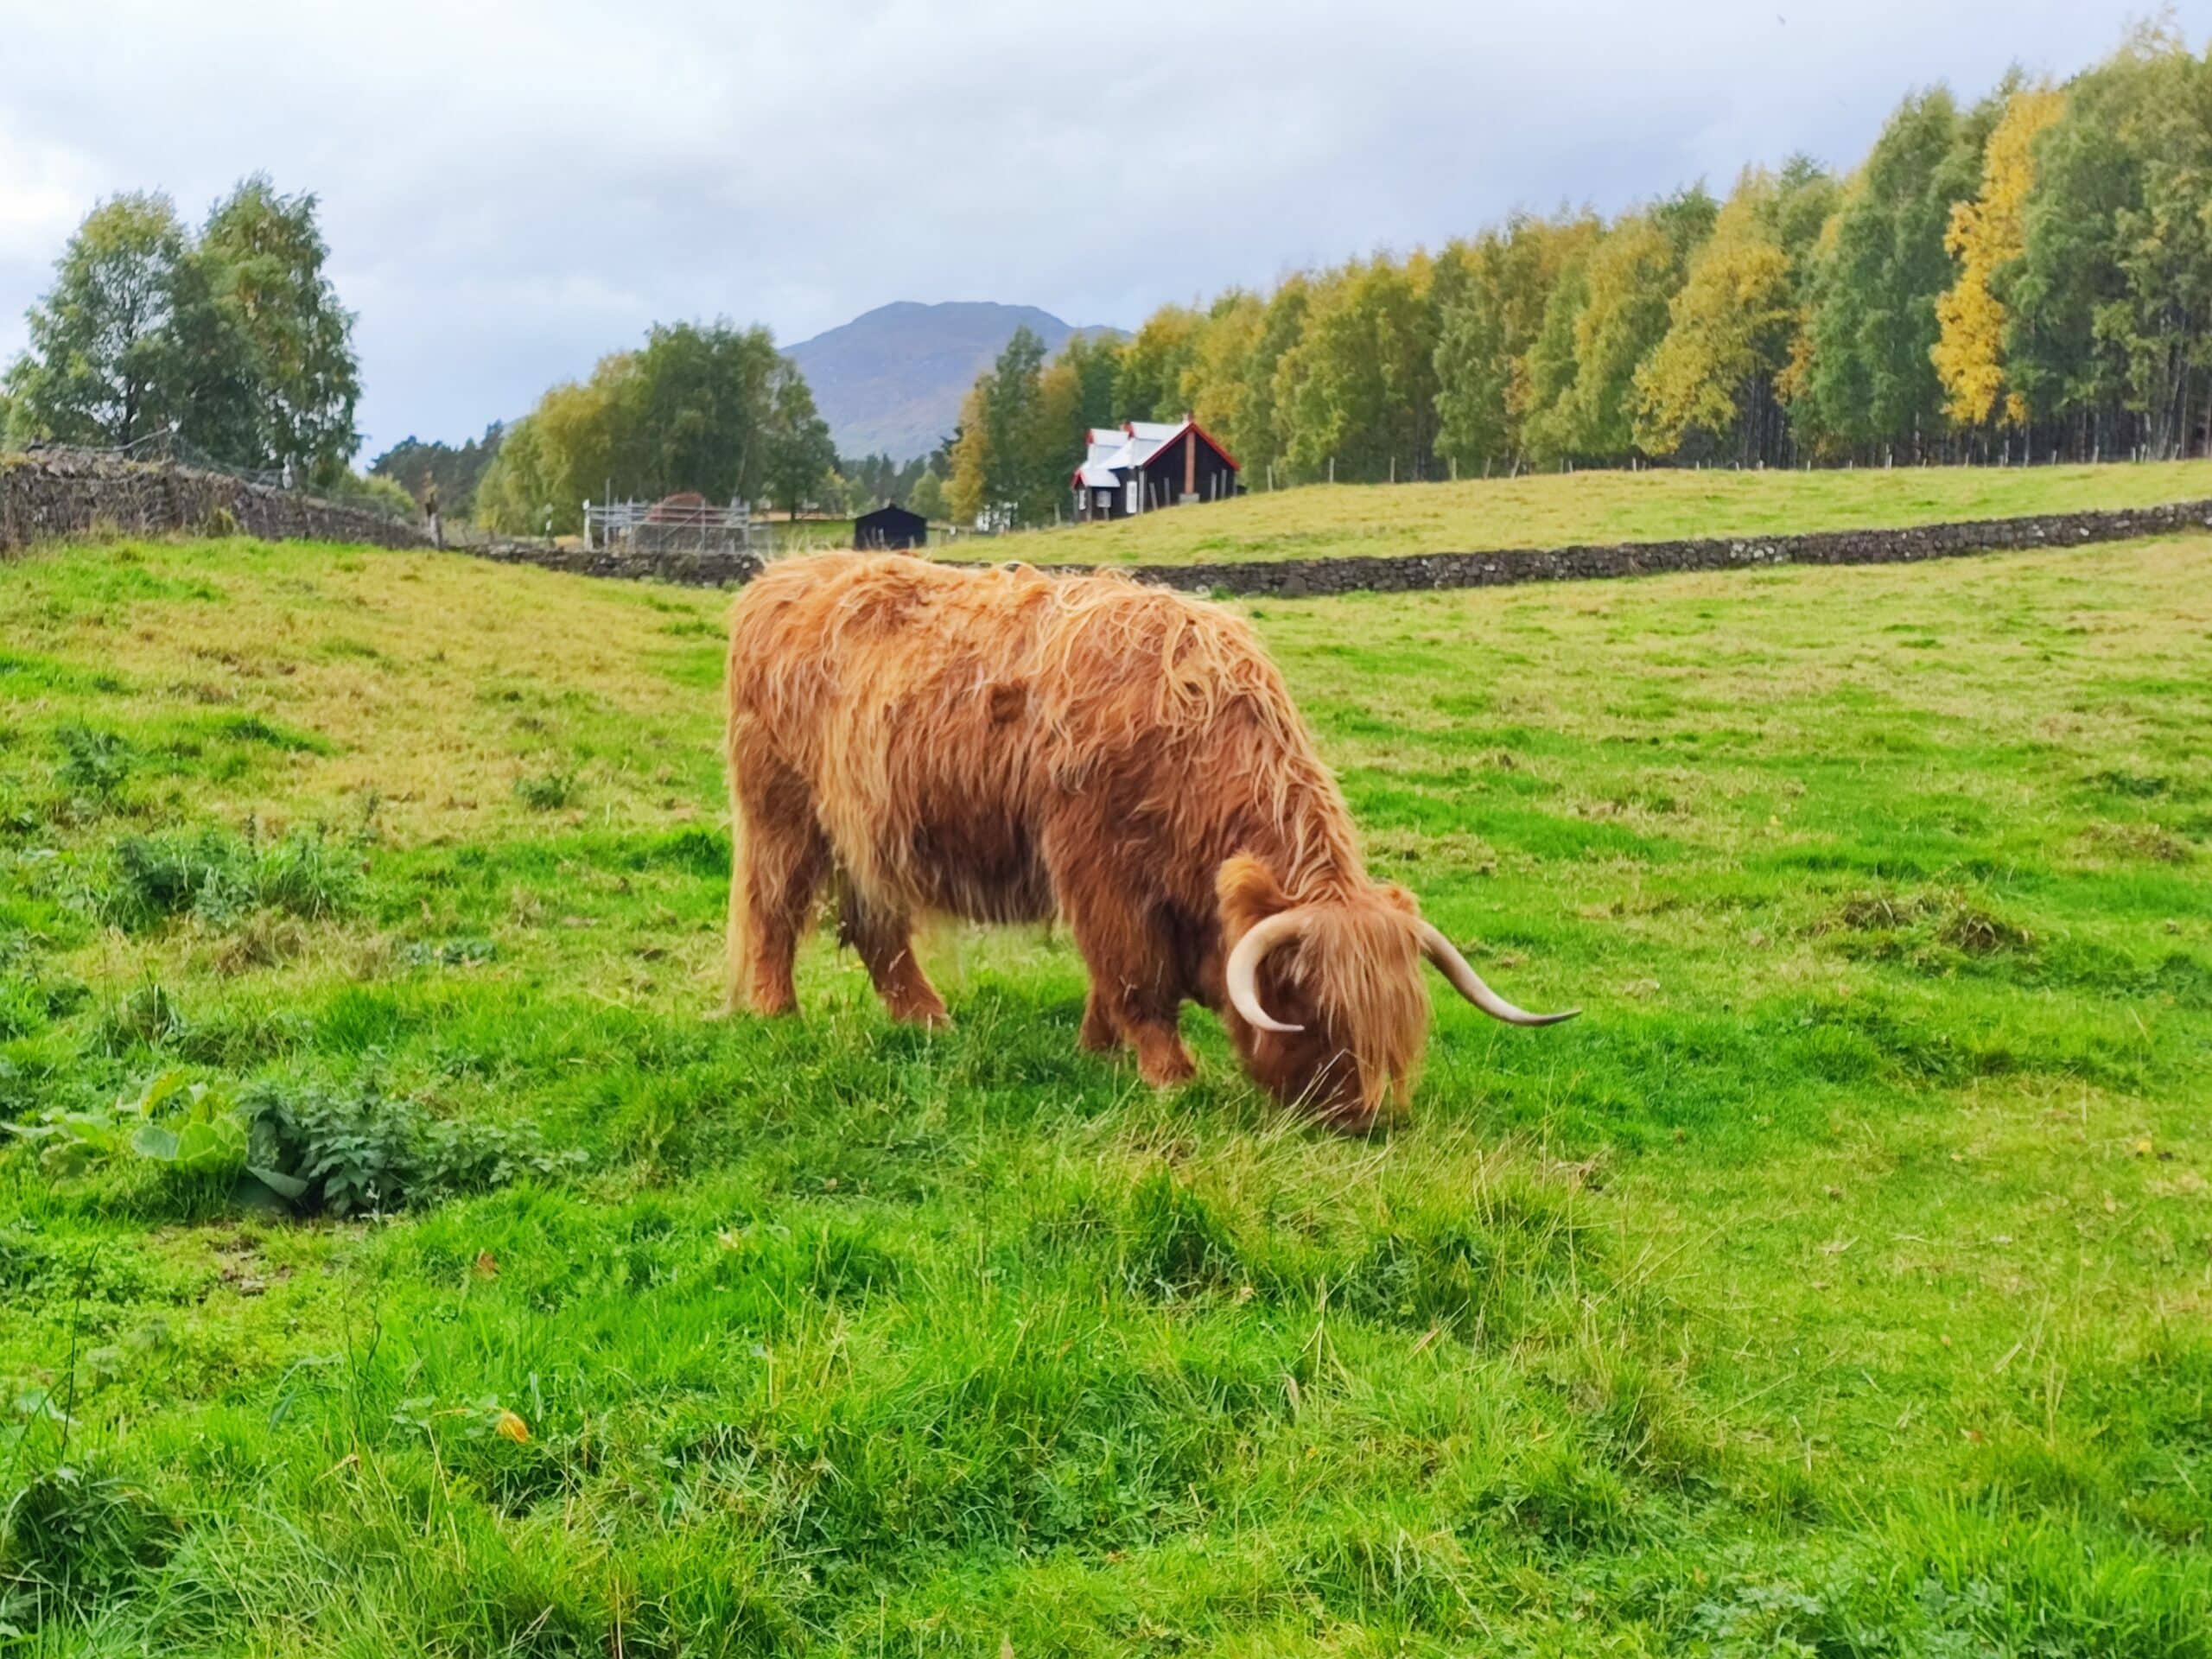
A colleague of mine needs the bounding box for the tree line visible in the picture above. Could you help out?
[3,179,855,536]
[369,424,506,519]
[953,26,2212,528]
[470,322,841,537]
[2,177,361,486]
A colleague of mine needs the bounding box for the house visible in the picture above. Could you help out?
[1071,416,1239,522]
[855,502,928,550]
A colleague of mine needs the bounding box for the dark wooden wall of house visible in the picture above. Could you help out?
[1139,432,1238,507]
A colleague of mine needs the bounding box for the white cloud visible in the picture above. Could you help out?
[0,0,2193,453]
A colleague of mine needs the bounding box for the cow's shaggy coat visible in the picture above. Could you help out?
[724,553,1567,1128]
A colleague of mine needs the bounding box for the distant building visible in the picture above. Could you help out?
[1072,417,1239,522]
[855,503,929,550]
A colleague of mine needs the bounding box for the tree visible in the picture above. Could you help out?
[472,318,817,533]
[1635,168,1820,462]
[1058,332,1122,430]
[3,192,246,454]
[629,321,781,502]
[763,362,836,518]
[1991,26,2212,461]
[1932,86,2063,431]
[1433,268,1513,470]
[1238,277,1311,480]
[370,423,505,515]
[977,326,1052,524]
[946,384,991,526]
[1529,188,1718,465]
[1274,257,1439,482]
[1113,307,1201,422]
[1800,88,1967,457]
[1521,246,1595,467]
[200,175,360,482]
[472,415,562,536]
[906,468,947,522]
[1433,213,1602,472]
[1179,290,1265,465]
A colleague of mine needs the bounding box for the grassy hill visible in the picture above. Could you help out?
[995,458,2212,565]
[3,531,2209,1653]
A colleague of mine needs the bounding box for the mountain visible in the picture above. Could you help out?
[785,301,1125,463]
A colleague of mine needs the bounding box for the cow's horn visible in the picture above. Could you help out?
[1225,909,1313,1033]
[1416,921,1580,1027]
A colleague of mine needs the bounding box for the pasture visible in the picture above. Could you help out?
[1001,458,2212,565]
[2,531,2209,1656]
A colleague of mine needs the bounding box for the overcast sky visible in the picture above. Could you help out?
[1,1,2196,458]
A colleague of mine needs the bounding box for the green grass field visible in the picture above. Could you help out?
[3,531,2209,1655]
[996,458,2212,565]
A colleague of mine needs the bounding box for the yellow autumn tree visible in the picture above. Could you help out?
[945,383,991,526]
[1633,171,1797,457]
[1932,84,2065,428]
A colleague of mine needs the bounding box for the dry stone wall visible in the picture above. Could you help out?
[460,498,2212,598]
[1,448,429,554]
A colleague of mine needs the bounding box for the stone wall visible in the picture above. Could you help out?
[0,448,430,554]
[456,497,2212,599]
[464,543,764,585]
[976,498,2212,598]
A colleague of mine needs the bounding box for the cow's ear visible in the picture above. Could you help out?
[1217,853,1292,937]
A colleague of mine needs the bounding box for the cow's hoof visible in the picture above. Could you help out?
[1136,1051,1198,1088]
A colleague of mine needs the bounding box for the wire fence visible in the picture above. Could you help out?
[583,499,772,557]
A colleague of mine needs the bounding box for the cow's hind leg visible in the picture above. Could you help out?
[726,747,829,1016]
[837,882,949,1027]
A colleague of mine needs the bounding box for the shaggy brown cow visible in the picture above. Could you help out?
[723,553,1573,1129]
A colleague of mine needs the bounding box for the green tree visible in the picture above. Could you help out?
[1238,277,1311,480]
[1275,257,1439,482]
[1541,188,1717,464]
[1521,246,1595,467]
[3,193,249,454]
[472,415,563,535]
[1799,88,1968,457]
[1179,290,1266,465]
[1434,213,1603,472]
[906,468,947,522]
[1058,332,1123,430]
[2012,28,2212,460]
[200,175,360,482]
[1113,306,1201,422]
[629,321,781,502]
[370,423,505,516]
[763,363,836,519]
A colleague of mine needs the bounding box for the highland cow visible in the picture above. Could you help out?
[723,553,1574,1129]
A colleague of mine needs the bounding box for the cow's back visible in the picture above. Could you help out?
[725,553,1356,920]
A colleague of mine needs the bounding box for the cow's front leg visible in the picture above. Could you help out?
[1079,986,1124,1053]
[1064,901,1194,1085]
[1125,1017,1196,1087]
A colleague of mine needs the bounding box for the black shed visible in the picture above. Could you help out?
[855,504,929,550]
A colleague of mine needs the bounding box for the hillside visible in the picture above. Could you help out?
[3,531,2208,1651]
[786,301,1122,461]
[998,459,2212,564]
